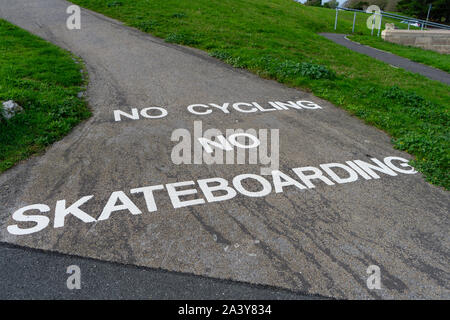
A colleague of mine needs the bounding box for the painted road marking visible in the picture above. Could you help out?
[7,156,416,235]
[113,100,323,122]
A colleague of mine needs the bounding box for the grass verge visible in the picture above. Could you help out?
[70,1,449,188]
[348,34,450,73]
[0,19,91,173]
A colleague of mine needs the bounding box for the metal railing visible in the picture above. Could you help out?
[334,6,450,36]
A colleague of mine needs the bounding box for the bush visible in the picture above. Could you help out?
[263,58,336,80]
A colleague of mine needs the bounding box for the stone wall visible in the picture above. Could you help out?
[381,29,450,54]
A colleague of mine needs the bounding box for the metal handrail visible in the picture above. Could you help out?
[335,6,450,32]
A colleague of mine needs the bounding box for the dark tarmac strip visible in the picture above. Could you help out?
[320,33,450,85]
[0,0,449,299]
[0,242,321,300]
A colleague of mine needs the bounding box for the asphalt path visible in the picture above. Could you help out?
[0,242,320,299]
[0,0,449,299]
[320,33,450,85]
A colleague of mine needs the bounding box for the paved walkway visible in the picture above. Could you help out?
[0,0,449,299]
[320,33,450,85]
[0,242,319,299]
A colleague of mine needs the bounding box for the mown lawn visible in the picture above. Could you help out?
[0,20,91,173]
[349,34,450,73]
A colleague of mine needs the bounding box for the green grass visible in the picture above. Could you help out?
[0,20,91,172]
[348,35,450,73]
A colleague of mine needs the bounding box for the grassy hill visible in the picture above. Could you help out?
[70,0,449,189]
